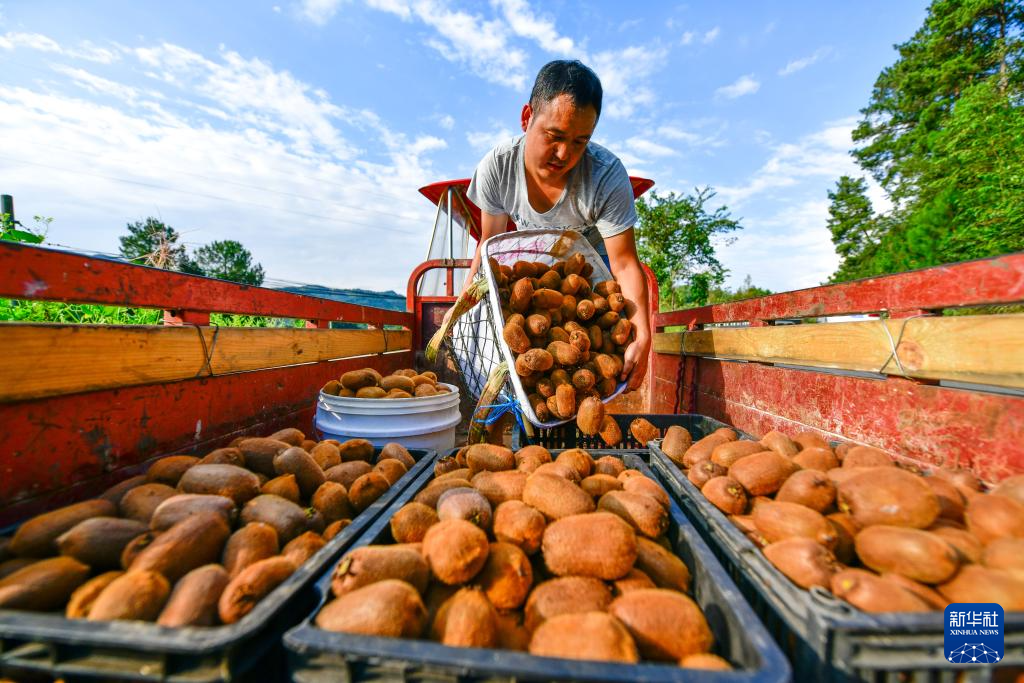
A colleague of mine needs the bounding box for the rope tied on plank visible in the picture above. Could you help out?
[189,323,220,378]
[877,314,929,377]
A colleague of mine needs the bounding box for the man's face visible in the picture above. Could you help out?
[521,93,597,184]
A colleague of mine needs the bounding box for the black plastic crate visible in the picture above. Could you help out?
[517,413,709,450]
[646,421,1024,682]
[284,449,791,683]
[0,447,435,683]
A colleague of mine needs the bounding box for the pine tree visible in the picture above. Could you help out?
[186,240,265,286]
[826,176,879,282]
[118,218,187,269]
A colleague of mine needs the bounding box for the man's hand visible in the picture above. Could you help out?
[621,335,651,391]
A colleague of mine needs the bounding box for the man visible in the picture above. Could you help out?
[464,59,651,390]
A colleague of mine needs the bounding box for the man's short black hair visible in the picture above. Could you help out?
[529,60,603,121]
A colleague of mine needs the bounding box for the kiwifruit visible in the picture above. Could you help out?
[236,438,291,478]
[880,573,947,610]
[793,432,831,451]
[218,556,296,624]
[581,474,624,498]
[494,610,530,651]
[680,653,733,670]
[178,464,261,506]
[434,456,461,477]
[278,531,324,567]
[524,576,613,632]
[621,475,670,510]
[379,442,416,469]
[157,564,230,626]
[515,446,552,467]
[309,442,341,471]
[599,414,624,446]
[793,447,839,472]
[701,476,747,515]
[149,494,235,531]
[929,525,984,564]
[130,512,231,582]
[688,460,727,488]
[831,569,931,613]
[660,426,693,464]
[842,446,893,468]
[612,568,656,596]
[838,468,940,529]
[431,587,498,647]
[337,438,375,463]
[729,451,798,496]
[933,468,982,498]
[268,427,305,446]
[752,501,836,547]
[708,440,766,469]
[629,418,660,446]
[56,517,148,570]
[66,570,124,619]
[223,522,279,578]
[414,478,472,508]
[938,565,1024,610]
[10,499,117,558]
[466,444,516,475]
[471,470,528,506]
[855,525,960,584]
[964,494,1024,544]
[273,447,326,499]
[775,470,836,512]
[145,455,200,487]
[374,458,408,486]
[531,461,580,482]
[635,537,690,593]
[598,491,668,539]
[120,531,159,570]
[422,519,490,585]
[760,430,799,457]
[241,494,309,544]
[554,449,593,479]
[476,542,533,609]
[323,519,350,541]
[493,501,546,555]
[87,570,170,621]
[826,512,859,564]
[593,456,625,477]
[0,557,90,610]
[762,538,837,589]
[529,612,639,662]
[200,447,246,468]
[523,473,595,519]
[541,512,637,580]
[609,589,713,661]
[262,474,301,503]
[349,471,391,512]
[826,466,884,487]
[983,537,1024,577]
[98,475,147,506]
[311,481,354,524]
[437,487,493,531]
[991,474,1024,506]
[390,502,439,543]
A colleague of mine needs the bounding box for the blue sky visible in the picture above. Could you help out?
[0,1,925,294]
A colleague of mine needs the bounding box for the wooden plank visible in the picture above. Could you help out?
[0,352,412,521]
[654,252,1024,327]
[654,314,1024,388]
[691,358,1024,484]
[0,241,413,326]
[1,325,412,402]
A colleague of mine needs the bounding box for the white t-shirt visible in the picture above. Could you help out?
[466,134,638,255]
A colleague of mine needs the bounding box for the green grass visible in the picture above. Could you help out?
[0,299,308,327]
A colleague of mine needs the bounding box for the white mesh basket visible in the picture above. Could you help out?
[447,229,627,429]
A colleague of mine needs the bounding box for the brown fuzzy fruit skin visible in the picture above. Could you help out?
[881,573,948,610]
[635,537,691,593]
[762,538,837,590]
[688,460,727,489]
[827,513,859,564]
[555,449,593,480]
[236,438,291,478]
[964,494,1024,544]
[316,579,427,637]
[374,459,408,486]
[331,545,430,597]
[701,477,748,516]
[838,468,940,529]
[983,537,1024,575]
[177,464,261,506]
[524,576,613,633]
[599,415,624,446]
[855,525,960,584]
[431,587,499,647]
[923,476,966,522]
[261,474,301,504]
[752,501,837,548]
[336,438,375,464]
[613,568,657,596]
[622,476,670,510]
[199,448,246,468]
[593,456,625,478]
[709,441,766,469]
[493,501,546,555]
[241,495,309,544]
[282,532,327,567]
[310,443,342,471]
[56,517,148,570]
[422,519,490,585]
[223,523,280,579]
[930,525,984,564]
[729,451,798,497]
[466,444,516,475]
[523,473,595,520]
[157,564,230,627]
[576,397,606,435]
[312,482,355,524]
[99,475,148,506]
[120,532,160,570]
[269,427,306,446]
[792,447,840,472]
[323,520,350,541]
[760,431,799,458]
[683,430,739,468]
[324,461,374,489]
[218,556,296,624]
[938,565,1024,610]
[991,474,1024,506]
[832,569,931,613]
[66,571,124,619]
[390,502,439,544]
[842,446,893,469]
[87,570,171,622]
[413,478,472,508]
[541,512,637,580]
[130,512,231,583]
[471,470,528,507]
[349,472,391,512]
[437,487,493,531]
[582,474,624,499]
[149,494,235,532]
[274,447,326,500]
[598,491,668,539]
[629,418,660,446]
[775,470,836,513]
[660,426,693,463]
[476,542,533,610]
[379,443,416,469]
[0,557,91,610]
[793,432,830,451]
[340,369,378,392]
[529,612,639,663]
[146,455,201,487]
[609,589,713,661]
[11,500,117,558]
[680,653,733,670]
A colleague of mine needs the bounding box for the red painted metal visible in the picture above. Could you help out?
[0,242,413,327]
[418,177,656,241]
[654,252,1024,327]
[406,259,472,351]
[691,358,1024,482]
[0,352,411,525]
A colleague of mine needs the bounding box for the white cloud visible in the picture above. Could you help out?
[626,136,677,158]
[680,31,695,45]
[365,0,411,20]
[656,124,725,148]
[52,64,140,104]
[466,124,516,151]
[591,45,668,119]
[298,0,346,25]
[778,46,832,76]
[702,27,720,44]
[492,0,576,55]
[0,31,120,63]
[715,74,760,100]
[437,114,455,130]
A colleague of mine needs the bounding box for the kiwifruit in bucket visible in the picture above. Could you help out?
[762,538,837,590]
[838,468,939,529]
[87,570,170,621]
[775,470,836,512]
[855,525,960,584]
[390,502,439,544]
[830,568,930,613]
[728,451,798,496]
[701,476,747,515]
[157,564,229,627]
[493,500,546,555]
[529,612,639,662]
[752,501,836,547]
[964,494,1024,544]
[541,512,637,580]
[609,589,713,661]
[524,575,612,632]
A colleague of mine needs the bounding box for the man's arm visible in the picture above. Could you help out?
[604,228,651,391]
[461,211,510,292]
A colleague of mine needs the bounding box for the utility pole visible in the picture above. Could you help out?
[1,195,13,223]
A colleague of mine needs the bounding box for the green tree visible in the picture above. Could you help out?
[119,218,187,269]
[826,176,880,282]
[635,187,742,309]
[183,240,265,285]
[708,275,773,304]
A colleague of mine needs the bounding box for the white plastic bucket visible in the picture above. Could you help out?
[314,383,461,453]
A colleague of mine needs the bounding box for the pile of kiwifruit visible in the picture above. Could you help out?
[0,428,418,625]
[313,444,732,670]
[492,254,634,430]
[323,367,451,399]
[660,426,1024,612]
